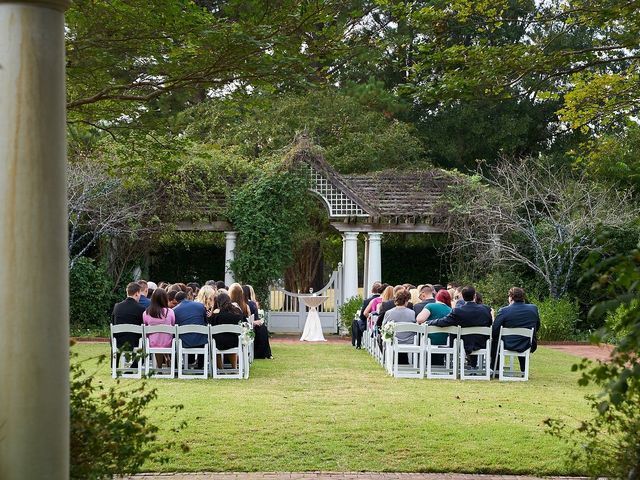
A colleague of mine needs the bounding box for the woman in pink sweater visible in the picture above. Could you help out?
[143,288,175,348]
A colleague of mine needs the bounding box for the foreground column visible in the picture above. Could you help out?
[342,232,359,301]
[224,231,237,286]
[0,1,70,479]
[366,232,383,294]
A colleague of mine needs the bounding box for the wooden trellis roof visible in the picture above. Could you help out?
[291,137,453,230]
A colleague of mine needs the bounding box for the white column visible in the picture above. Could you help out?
[362,235,369,299]
[224,231,237,286]
[0,1,69,479]
[367,232,383,294]
[341,232,359,301]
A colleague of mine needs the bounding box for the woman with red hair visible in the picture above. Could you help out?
[416,289,452,363]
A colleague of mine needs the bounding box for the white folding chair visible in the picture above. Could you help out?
[392,323,425,379]
[425,325,460,380]
[210,324,245,379]
[110,324,144,379]
[144,324,176,378]
[459,326,492,381]
[176,324,209,379]
[495,327,534,381]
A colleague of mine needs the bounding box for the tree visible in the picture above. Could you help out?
[67,158,161,270]
[65,0,368,129]
[445,156,638,298]
[177,89,426,173]
[546,244,640,479]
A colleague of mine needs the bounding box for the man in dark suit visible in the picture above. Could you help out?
[491,287,540,371]
[173,291,208,368]
[413,284,435,316]
[427,285,492,366]
[112,282,146,366]
[352,282,381,349]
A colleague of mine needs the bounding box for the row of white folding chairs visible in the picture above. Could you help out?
[110,323,253,380]
[364,321,533,381]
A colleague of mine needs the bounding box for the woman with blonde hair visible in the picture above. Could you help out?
[196,284,216,322]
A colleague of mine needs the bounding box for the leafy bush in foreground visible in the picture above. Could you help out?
[70,349,187,479]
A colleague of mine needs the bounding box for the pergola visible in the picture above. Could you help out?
[176,138,453,300]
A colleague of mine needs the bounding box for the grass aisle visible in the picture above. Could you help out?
[74,342,593,475]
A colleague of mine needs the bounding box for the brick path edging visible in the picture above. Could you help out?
[124,473,589,480]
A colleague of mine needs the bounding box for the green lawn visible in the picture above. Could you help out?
[74,341,594,475]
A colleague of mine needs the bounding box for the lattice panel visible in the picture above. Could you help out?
[309,167,368,218]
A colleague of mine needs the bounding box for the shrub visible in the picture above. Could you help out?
[69,257,116,330]
[70,350,187,479]
[535,297,579,341]
[70,353,187,480]
[338,296,363,334]
[474,269,544,310]
[605,299,639,343]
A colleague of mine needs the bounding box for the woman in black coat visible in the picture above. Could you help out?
[209,292,244,370]
[242,285,272,359]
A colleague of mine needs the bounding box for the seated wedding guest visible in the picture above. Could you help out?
[491,287,540,371]
[242,284,273,359]
[186,286,194,300]
[158,281,169,290]
[112,282,146,366]
[229,283,250,316]
[416,289,452,365]
[167,290,179,309]
[433,284,444,293]
[427,286,492,367]
[366,284,391,321]
[187,282,200,297]
[353,281,382,349]
[413,284,435,316]
[453,286,465,308]
[147,281,158,299]
[176,282,188,293]
[174,288,208,369]
[377,285,412,327]
[215,280,226,290]
[195,285,216,323]
[137,280,151,307]
[205,280,216,287]
[381,289,416,364]
[143,288,176,367]
[209,292,244,370]
[167,283,182,294]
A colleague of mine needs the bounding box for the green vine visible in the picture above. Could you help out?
[229,160,311,306]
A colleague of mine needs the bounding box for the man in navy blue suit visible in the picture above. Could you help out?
[137,279,151,307]
[173,291,208,368]
[491,287,540,371]
[427,285,492,366]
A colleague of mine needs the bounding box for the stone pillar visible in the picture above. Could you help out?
[224,231,237,286]
[0,1,70,479]
[366,232,383,294]
[362,235,369,299]
[341,232,359,302]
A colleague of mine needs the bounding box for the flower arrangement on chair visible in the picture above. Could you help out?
[381,322,396,342]
[239,321,255,346]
